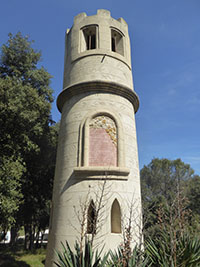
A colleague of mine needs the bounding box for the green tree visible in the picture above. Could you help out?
[186,175,200,217]
[0,32,57,247]
[141,158,200,266]
[186,175,200,235]
[141,158,194,202]
[140,158,195,237]
[0,156,24,235]
[19,122,59,249]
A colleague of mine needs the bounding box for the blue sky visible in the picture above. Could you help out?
[1,0,200,174]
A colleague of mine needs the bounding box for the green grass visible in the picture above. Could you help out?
[16,252,46,267]
[0,244,46,267]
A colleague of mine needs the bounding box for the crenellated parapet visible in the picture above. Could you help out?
[63,9,135,91]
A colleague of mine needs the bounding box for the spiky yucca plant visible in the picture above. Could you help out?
[107,246,150,267]
[54,239,109,267]
[145,233,200,267]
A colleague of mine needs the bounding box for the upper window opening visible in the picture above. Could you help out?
[83,26,97,51]
[111,29,124,56]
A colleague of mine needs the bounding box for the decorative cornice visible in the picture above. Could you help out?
[57,81,139,113]
[73,166,130,180]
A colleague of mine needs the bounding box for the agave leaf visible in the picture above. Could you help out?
[100,251,110,267]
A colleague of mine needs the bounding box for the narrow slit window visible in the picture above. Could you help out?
[87,200,96,234]
[111,199,121,233]
[111,29,124,56]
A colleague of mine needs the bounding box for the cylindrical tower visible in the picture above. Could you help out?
[46,9,142,266]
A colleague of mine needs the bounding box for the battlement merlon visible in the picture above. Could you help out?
[73,9,128,30]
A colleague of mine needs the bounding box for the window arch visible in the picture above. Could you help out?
[87,200,96,234]
[111,28,124,56]
[89,115,117,166]
[78,109,125,168]
[111,199,121,233]
[80,25,98,52]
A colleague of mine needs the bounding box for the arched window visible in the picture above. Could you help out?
[78,110,124,168]
[87,200,96,234]
[74,109,129,179]
[89,115,117,166]
[111,199,121,233]
[111,28,124,56]
[81,25,98,52]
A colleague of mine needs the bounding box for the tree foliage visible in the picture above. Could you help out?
[0,33,53,158]
[141,158,200,238]
[141,158,194,202]
[0,32,58,246]
[0,156,24,231]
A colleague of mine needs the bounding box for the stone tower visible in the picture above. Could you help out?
[46,9,142,266]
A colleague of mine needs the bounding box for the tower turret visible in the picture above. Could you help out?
[46,9,142,267]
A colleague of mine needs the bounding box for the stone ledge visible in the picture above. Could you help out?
[57,81,139,114]
[73,166,129,180]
